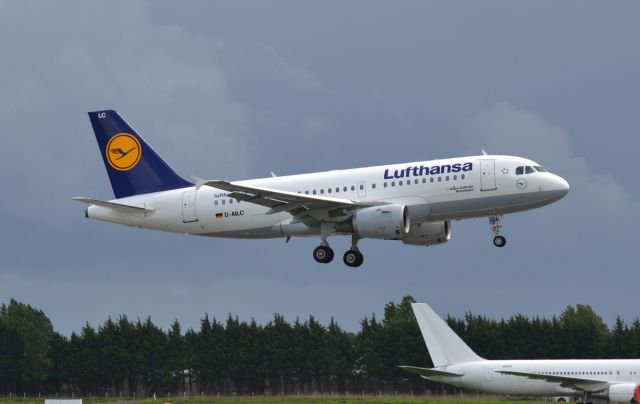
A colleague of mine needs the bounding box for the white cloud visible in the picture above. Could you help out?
[464,101,637,230]
[258,44,323,92]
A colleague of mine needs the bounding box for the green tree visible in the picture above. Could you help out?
[0,299,55,391]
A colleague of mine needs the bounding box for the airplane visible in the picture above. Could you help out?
[401,302,640,404]
[73,110,569,267]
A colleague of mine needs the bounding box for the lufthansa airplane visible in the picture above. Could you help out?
[402,303,640,404]
[74,110,569,267]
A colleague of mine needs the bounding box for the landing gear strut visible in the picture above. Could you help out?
[343,235,364,268]
[489,214,507,248]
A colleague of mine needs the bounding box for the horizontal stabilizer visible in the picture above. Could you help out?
[71,197,152,213]
[399,366,463,378]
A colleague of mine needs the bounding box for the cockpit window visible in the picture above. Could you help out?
[525,166,536,174]
[516,166,524,175]
[534,166,547,172]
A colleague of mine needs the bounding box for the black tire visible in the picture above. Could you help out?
[493,235,507,248]
[313,246,334,264]
[343,250,364,268]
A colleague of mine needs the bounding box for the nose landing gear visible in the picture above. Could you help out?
[490,214,507,248]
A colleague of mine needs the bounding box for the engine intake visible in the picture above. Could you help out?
[353,204,410,239]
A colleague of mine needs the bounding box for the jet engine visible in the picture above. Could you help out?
[401,220,451,246]
[593,383,640,403]
[353,204,410,239]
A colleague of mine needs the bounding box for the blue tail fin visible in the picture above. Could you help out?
[88,110,193,198]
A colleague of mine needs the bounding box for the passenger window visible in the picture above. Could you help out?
[461,174,465,179]
[453,175,457,180]
[516,166,524,175]
[320,189,324,194]
[391,181,395,186]
[222,200,226,205]
[343,186,347,192]
[336,187,339,193]
[214,200,218,206]
[399,180,403,185]
[305,191,309,194]
[313,190,317,195]
[351,185,355,191]
[229,199,233,204]
[438,177,442,182]
[525,166,536,174]
[384,182,388,188]
[414,179,418,184]
[327,188,331,193]
[422,178,426,183]
[372,183,376,189]
[445,176,449,181]
[430,177,434,183]
[359,184,364,190]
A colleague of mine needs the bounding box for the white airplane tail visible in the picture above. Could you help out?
[412,302,485,367]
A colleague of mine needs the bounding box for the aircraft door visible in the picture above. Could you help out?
[480,159,497,191]
[357,181,367,198]
[181,190,198,223]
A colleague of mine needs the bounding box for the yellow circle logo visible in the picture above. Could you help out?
[106,133,142,171]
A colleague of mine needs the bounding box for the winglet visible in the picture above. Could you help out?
[192,176,209,190]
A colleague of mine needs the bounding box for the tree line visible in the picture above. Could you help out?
[1,296,640,397]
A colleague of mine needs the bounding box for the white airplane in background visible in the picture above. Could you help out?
[402,303,640,404]
[74,110,569,267]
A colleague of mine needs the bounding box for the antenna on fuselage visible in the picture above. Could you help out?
[481,149,488,156]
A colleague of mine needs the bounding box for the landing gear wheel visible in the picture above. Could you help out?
[343,250,364,268]
[313,245,334,263]
[493,235,507,248]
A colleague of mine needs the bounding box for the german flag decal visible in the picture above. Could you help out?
[215,213,224,219]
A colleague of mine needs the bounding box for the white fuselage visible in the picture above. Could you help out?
[431,359,640,397]
[86,155,569,240]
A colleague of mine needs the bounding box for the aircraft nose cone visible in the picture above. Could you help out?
[553,175,570,199]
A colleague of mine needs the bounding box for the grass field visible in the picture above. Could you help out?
[0,398,555,404]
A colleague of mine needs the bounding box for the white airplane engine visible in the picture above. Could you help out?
[401,220,451,246]
[594,383,640,404]
[353,204,410,239]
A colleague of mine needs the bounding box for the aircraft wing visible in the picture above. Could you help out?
[399,366,463,378]
[198,179,381,219]
[497,370,610,392]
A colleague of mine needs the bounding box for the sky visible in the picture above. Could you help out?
[1,1,639,337]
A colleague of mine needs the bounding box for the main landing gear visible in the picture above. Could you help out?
[312,232,364,268]
[489,214,507,248]
[343,235,364,268]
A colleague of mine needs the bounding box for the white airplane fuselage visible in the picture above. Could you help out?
[432,359,640,397]
[86,155,569,239]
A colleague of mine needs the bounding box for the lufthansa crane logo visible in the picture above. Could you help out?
[106,133,141,171]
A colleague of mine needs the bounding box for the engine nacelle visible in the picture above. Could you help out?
[353,204,410,239]
[594,383,640,403]
[401,220,451,246]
